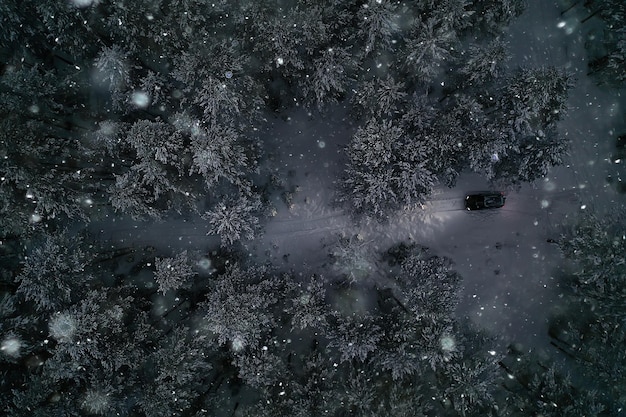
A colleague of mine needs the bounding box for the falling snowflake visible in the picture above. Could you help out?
[49,312,78,343]
[1,336,22,358]
[231,336,245,352]
[440,335,456,353]
[71,0,97,7]
[131,91,150,108]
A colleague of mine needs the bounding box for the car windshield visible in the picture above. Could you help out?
[485,196,501,205]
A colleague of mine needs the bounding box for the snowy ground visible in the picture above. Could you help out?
[92,0,626,353]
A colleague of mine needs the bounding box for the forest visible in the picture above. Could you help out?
[1,0,625,416]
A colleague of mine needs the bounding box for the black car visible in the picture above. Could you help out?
[465,192,505,210]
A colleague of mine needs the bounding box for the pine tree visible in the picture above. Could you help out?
[154,250,197,295]
[351,75,408,119]
[584,0,626,86]
[188,122,251,189]
[8,286,158,417]
[138,327,212,417]
[97,0,202,57]
[501,354,608,417]
[458,38,511,88]
[138,70,171,110]
[231,345,288,390]
[93,45,131,110]
[199,264,282,351]
[547,209,626,413]
[15,232,93,312]
[426,0,475,32]
[0,64,93,228]
[171,38,262,125]
[497,66,574,135]
[396,247,462,319]
[404,17,457,84]
[338,119,436,219]
[493,127,568,185]
[357,0,402,56]
[328,312,384,363]
[373,243,466,380]
[203,194,263,246]
[442,357,500,416]
[108,119,195,219]
[328,233,379,284]
[42,287,153,383]
[285,274,329,332]
[468,0,527,36]
[0,1,25,47]
[302,46,355,108]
